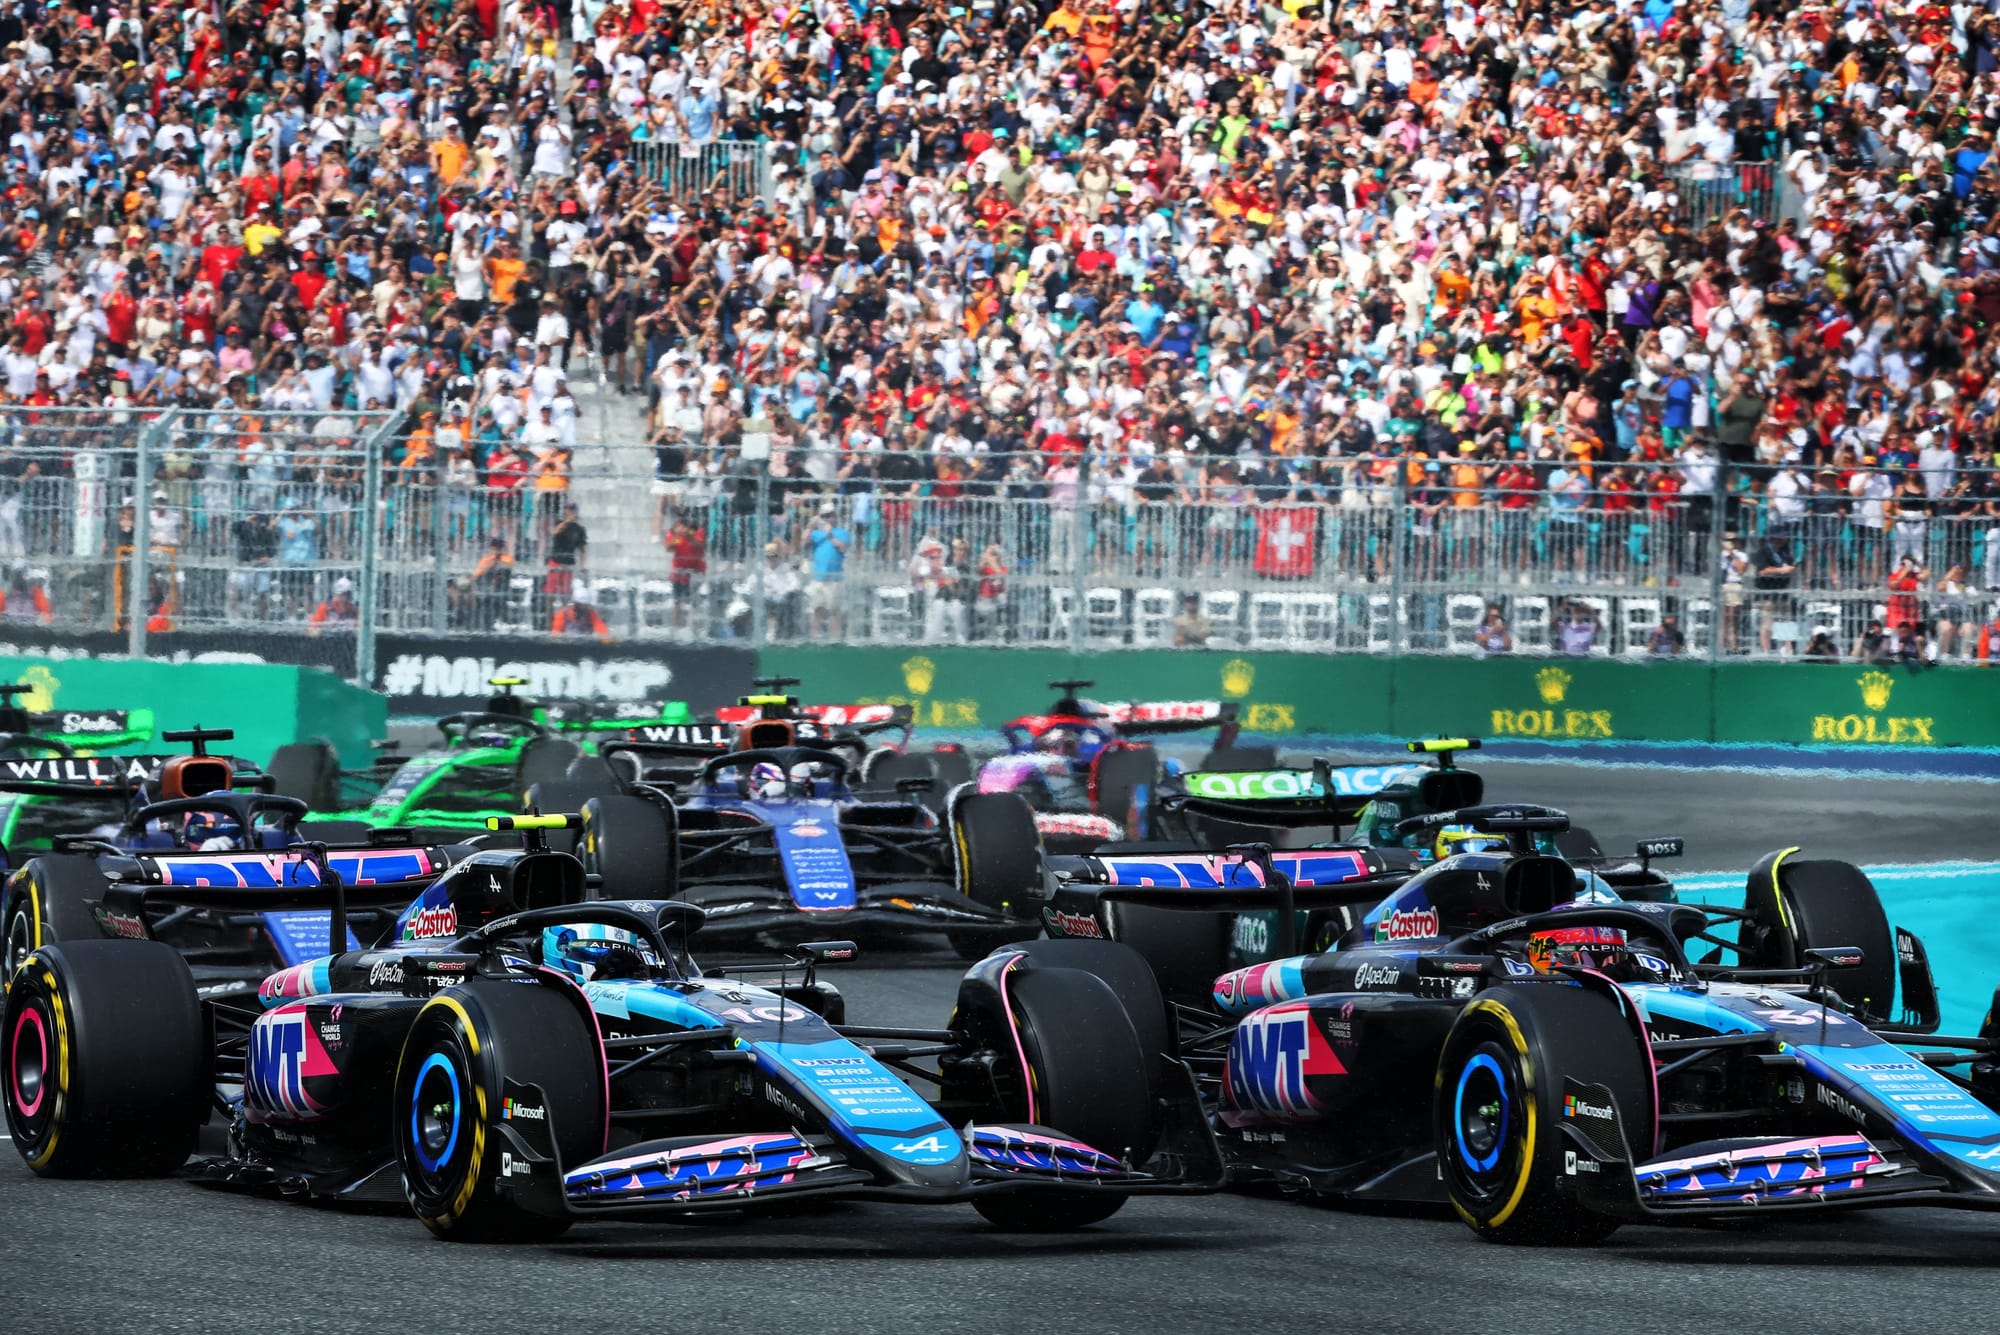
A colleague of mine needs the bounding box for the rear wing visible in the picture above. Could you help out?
[712,702,913,735]
[1091,700,1239,737]
[1160,760,1433,828]
[541,700,693,731]
[608,724,735,756]
[0,752,175,797]
[1044,845,1409,913]
[27,708,156,749]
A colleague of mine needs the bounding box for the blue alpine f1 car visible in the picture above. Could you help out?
[1020,805,2000,1242]
[2,815,1218,1238]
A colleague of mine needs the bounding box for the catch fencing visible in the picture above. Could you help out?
[10,424,1994,668]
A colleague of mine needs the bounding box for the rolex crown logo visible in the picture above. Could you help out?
[902,655,936,696]
[20,665,56,713]
[1221,658,1255,699]
[1858,671,1894,713]
[1536,666,1572,705]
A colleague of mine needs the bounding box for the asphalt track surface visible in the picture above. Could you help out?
[5,765,2000,1332]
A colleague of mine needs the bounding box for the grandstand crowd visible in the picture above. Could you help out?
[1,0,1999,655]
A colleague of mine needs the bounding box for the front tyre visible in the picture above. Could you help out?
[4,940,207,1177]
[394,978,608,1242]
[1435,984,1650,1245]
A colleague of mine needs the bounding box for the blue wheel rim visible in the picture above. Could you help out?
[1454,1051,1508,1175]
[410,1052,462,1175]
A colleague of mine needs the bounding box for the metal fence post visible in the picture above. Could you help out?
[1388,468,1408,655]
[1706,457,1729,663]
[126,409,171,658]
[1069,455,1091,657]
[750,469,770,647]
[430,479,448,635]
[357,413,401,689]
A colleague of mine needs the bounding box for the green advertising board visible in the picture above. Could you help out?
[754,647,2000,749]
[0,657,387,765]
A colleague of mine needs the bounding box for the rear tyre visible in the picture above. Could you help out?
[1199,744,1278,771]
[4,939,207,1177]
[999,939,1172,1085]
[971,966,1151,1232]
[1742,852,1896,1019]
[394,978,607,1242]
[925,746,974,791]
[579,794,679,900]
[951,793,1043,959]
[294,820,375,845]
[564,754,621,789]
[860,751,947,811]
[4,856,108,985]
[1092,745,1159,836]
[267,741,339,809]
[516,737,580,794]
[1435,984,1649,1245]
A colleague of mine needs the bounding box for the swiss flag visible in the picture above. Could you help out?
[1253,506,1318,578]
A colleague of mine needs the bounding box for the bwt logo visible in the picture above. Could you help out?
[1226,1008,1342,1116]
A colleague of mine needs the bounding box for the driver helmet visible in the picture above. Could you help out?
[1432,823,1509,860]
[787,761,818,795]
[1038,727,1081,758]
[183,810,244,851]
[1525,924,1629,975]
[750,761,788,800]
[543,924,658,983]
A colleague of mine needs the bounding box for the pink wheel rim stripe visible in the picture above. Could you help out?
[11,1004,48,1118]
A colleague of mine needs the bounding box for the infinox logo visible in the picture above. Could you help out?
[1372,905,1441,942]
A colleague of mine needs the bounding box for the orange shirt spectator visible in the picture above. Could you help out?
[486,250,527,305]
[552,596,611,640]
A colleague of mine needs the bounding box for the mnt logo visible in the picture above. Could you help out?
[1858,671,1893,712]
[1536,667,1571,705]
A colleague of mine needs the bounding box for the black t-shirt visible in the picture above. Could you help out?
[548,519,588,567]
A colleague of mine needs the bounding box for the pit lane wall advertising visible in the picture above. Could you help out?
[752,649,2000,750]
[0,654,385,765]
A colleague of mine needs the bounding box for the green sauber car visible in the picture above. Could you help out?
[267,679,692,841]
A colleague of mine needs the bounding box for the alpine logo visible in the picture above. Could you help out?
[1372,905,1441,942]
[1044,908,1104,939]
[402,905,457,940]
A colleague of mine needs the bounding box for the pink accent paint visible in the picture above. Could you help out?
[540,966,610,1157]
[1641,1135,1876,1177]
[1586,969,1660,1158]
[997,952,1036,1124]
[10,1004,47,1118]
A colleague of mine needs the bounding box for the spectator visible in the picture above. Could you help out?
[1555,601,1601,657]
[0,567,51,625]
[1978,606,2000,662]
[1936,566,1974,660]
[806,504,850,638]
[469,538,514,631]
[1473,604,1512,656]
[1719,532,1751,655]
[1753,532,1799,655]
[1887,556,1928,644]
[1647,615,1687,658]
[664,514,707,632]
[551,587,611,642]
[307,577,359,635]
[1172,595,1211,649]
[1805,628,1842,662]
[1853,620,1898,665]
[974,544,1009,642]
[545,502,588,603]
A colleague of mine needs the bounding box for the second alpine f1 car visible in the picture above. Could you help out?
[2,814,1218,1239]
[1011,804,2000,1243]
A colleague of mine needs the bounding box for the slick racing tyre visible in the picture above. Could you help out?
[395,978,608,1242]
[4,939,207,1177]
[924,745,974,792]
[579,794,679,900]
[516,737,581,795]
[1742,851,1896,1021]
[523,780,608,856]
[1091,745,1159,836]
[973,965,1153,1233]
[950,793,1044,961]
[1435,983,1651,1245]
[1001,939,1172,1088]
[860,750,947,812]
[266,741,340,810]
[4,856,108,987]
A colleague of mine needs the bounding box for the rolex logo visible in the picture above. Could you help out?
[1536,667,1571,705]
[1221,658,1255,699]
[901,655,935,696]
[1858,671,1893,713]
